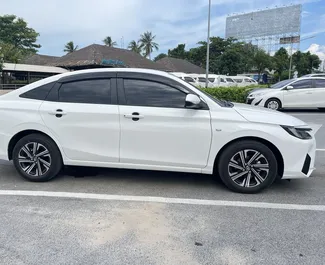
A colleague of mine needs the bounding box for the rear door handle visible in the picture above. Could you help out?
[124,112,144,121]
[48,109,67,118]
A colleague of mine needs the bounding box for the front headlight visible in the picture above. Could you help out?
[248,92,264,98]
[281,126,312,140]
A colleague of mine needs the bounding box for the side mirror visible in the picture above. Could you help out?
[185,94,201,108]
[286,85,294,90]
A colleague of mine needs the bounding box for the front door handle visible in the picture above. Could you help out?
[48,109,67,118]
[124,112,144,121]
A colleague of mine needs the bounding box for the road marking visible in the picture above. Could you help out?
[317,149,325,152]
[0,190,325,212]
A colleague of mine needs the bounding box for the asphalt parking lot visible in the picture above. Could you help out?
[1,110,325,265]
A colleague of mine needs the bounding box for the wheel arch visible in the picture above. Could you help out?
[213,136,284,179]
[264,97,282,109]
[8,129,63,161]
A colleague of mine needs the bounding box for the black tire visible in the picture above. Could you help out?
[218,140,278,194]
[264,98,281,111]
[12,133,62,182]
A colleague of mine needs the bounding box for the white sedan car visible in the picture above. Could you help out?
[0,69,318,193]
[246,77,325,110]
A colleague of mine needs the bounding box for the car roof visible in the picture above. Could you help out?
[0,68,183,99]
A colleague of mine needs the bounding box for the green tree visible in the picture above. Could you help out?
[0,42,24,63]
[128,40,141,53]
[253,49,272,81]
[153,53,167,62]
[292,51,321,76]
[215,49,242,75]
[273,47,289,81]
[103,36,117,47]
[139,31,159,59]
[63,41,78,54]
[168,44,187,59]
[0,15,41,54]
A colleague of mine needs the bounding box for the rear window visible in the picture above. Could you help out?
[20,82,55,100]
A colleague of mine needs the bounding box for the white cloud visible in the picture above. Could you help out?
[0,0,322,57]
[306,43,325,60]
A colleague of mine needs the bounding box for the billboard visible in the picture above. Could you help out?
[225,5,302,39]
[279,36,300,44]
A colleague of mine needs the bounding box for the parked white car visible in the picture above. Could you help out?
[246,77,325,110]
[0,69,318,193]
[207,75,230,87]
[169,72,198,86]
[232,76,258,87]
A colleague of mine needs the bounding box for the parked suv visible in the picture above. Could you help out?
[0,69,318,193]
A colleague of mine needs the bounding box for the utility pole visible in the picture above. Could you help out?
[205,0,211,88]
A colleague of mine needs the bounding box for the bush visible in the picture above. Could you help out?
[199,85,268,103]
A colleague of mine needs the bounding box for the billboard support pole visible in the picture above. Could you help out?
[289,42,293,79]
[205,0,211,89]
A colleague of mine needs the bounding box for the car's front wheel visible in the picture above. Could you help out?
[12,134,63,182]
[218,140,278,193]
[265,98,281,110]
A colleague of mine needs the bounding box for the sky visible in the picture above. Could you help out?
[1,0,325,61]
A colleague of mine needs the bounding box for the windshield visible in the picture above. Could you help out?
[270,79,293,89]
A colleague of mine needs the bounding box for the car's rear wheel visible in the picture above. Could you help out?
[12,134,62,182]
[218,140,278,193]
[265,98,281,110]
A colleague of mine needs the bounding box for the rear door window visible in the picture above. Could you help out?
[314,79,325,88]
[59,79,111,104]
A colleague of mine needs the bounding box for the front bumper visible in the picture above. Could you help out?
[246,97,264,106]
[281,137,316,179]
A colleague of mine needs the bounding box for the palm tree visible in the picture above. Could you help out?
[128,40,141,54]
[103,36,117,47]
[139,31,159,59]
[64,41,78,54]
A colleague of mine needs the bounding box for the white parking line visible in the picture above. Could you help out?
[1,190,325,212]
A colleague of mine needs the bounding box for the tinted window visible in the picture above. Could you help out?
[221,78,226,82]
[226,78,234,82]
[235,79,242,83]
[184,77,194,82]
[198,77,206,82]
[124,79,187,108]
[208,78,215,82]
[20,82,55,100]
[315,79,325,88]
[291,79,312,89]
[59,79,111,104]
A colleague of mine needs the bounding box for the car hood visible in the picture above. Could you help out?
[233,103,306,126]
[248,87,269,94]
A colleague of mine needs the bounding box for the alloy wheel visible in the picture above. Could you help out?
[228,149,269,188]
[18,142,52,177]
[267,100,279,110]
